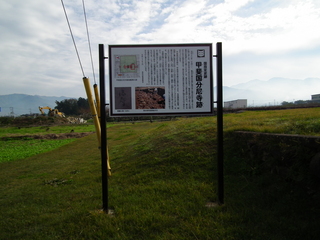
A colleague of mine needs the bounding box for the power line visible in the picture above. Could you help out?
[82,0,96,84]
[61,0,86,77]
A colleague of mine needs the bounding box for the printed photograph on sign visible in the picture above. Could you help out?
[114,87,132,110]
[135,87,165,109]
[115,55,140,78]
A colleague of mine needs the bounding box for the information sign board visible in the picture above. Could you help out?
[109,43,213,116]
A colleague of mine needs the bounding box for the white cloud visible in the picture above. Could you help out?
[218,0,320,54]
[0,0,319,100]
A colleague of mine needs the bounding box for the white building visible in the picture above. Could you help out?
[311,94,320,101]
[224,99,247,109]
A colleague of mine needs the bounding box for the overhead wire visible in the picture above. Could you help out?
[60,0,86,77]
[82,0,97,84]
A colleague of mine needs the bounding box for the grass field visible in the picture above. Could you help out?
[0,138,76,163]
[0,124,96,137]
[0,124,96,163]
[1,108,320,239]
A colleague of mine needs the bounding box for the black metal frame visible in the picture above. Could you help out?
[216,42,224,204]
[98,42,223,211]
[99,44,108,211]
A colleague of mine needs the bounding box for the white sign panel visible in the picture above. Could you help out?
[109,43,213,116]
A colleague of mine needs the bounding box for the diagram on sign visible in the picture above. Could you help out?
[114,55,140,78]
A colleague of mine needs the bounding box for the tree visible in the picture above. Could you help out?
[77,97,89,109]
[55,99,78,115]
[77,97,91,117]
[55,98,90,116]
[281,101,293,106]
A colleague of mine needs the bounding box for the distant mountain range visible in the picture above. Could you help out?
[0,78,319,116]
[0,94,71,116]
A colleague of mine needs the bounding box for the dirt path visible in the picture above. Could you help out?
[1,132,94,140]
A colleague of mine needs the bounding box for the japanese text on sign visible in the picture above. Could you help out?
[109,44,213,116]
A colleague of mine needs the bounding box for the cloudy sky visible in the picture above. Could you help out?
[1,0,320,100]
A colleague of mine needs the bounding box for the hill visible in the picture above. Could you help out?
[1,109,320,239]
[0,94,71,116]
[1,77,319,116]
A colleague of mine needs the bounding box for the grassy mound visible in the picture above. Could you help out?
[1,109,320,239]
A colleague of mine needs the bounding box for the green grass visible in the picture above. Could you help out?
[0,123,98,163]
[224,107,320,135]
[0,124,96,137]
[0,138,76,163]
[1,108,320,239]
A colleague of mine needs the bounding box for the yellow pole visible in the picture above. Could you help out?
[93,82,111,175]
[93,84,101,118]
[83,77,111,176]
[83,77,100,142]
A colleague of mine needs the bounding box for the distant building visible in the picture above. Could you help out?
[224,99,247,109]
[311,94,320,102]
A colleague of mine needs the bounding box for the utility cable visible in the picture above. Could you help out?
[61,0,86,77]
[82,0,97,84]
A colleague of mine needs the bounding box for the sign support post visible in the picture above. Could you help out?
[99,44,109,212]
[216,42,224,205]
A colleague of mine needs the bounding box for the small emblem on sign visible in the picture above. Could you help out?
[197,49,205,57]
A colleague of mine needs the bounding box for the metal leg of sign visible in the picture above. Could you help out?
[99,44,111,214]
[216,42,224,205]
